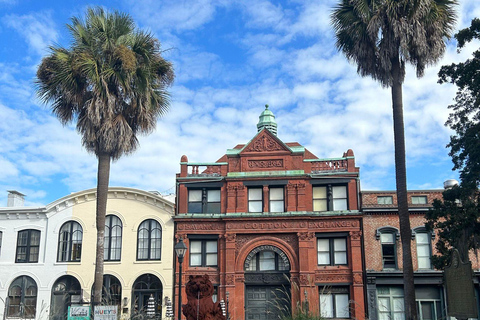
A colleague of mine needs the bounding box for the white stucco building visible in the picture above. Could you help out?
[0,188,175,319]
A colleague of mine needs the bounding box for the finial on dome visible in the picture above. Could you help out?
[257,104,277,135]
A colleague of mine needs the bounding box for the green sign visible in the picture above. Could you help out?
[68,306,91,320]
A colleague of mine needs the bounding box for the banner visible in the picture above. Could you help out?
[94,305,118,320]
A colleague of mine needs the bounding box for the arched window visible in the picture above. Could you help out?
[376,226,399,269]
[413,227,434,269]
[16,229,40,263]
[137,219,162,260]
[91,275,122,306]
[57,221,83,262]
[105,215,122,261]
[7,276,37,318]
[245,250,290,272]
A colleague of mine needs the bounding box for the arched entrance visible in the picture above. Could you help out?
[244,245,291,320]
[51,275,81,320]
[132,274,163,318]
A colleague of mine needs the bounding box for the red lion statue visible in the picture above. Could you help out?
[182,275,226,320]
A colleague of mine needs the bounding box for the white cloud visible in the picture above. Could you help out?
[2,11,58,56]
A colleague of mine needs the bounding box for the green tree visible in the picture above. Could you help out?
[36,7,174,304]
[331,0,457,319]
[438,18,480,190]
[425,185,480,268]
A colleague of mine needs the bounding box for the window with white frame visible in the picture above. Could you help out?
[412,196,428,205]
[380,232,397,269]
[57,221,83,262]
[16,229,40,263]
[269,188,284,212]
[248,188,263,213]
[313,185,348,211]
[319,286,350,318]
[317,237,347,266]
[188,189,221,213]
[377,196,393,204]
[416,232,432,269]
[105,215,122,261]
[190,239,218,267]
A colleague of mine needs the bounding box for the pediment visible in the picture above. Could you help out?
[240,129,291,154]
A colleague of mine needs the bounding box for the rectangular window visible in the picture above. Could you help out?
[188,189,221,213]
[377,196,393,204]
[248,188,263,213]
[190,239,218,267]
[269,188,284,212]
[313,185,348,211]
[381,233,397,269]
[16,230,40,263]
[317,237,347,266]
[377,286,405,320]
[416,233,431,269]
[412,196,428,205]
[320,287,350,318]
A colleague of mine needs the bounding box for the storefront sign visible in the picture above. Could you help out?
[68,306,90,320]
[94,305,118,320]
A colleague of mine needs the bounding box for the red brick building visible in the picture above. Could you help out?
[362,189,449,320]
[174,106,365,320]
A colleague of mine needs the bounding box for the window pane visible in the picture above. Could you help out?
[188,202,203,213]
[333,199,347,211]
[249,188,262,200]
[332,186,347,198]
[314,199,327,211]
[381,233,395,243]
[416,233,429,244]
[417,245,430,256]
[270,200,284,212]
[259,251,275,270]
[208,190,220,202]
[190,241,202,253]
[318,252,330,265]
[335,294,349,318]
[249,201,262,213]
[393,297,405,312]
[378,196,393,204]
[412,196,427,204]
[378,298,390,312]
[190,253,202,266]
[189,190,202,201]
[418,257,431,269]
[318,239,329,251]
[334,252,347,264]
[320,294,334,318]
[334,238,346,251]
[206,253,217,266]
[206,241,217,253]
[206,202,221,213]
[270,188,284,200]
[313,187,327,199]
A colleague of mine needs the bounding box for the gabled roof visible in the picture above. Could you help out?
[226,128,305,156]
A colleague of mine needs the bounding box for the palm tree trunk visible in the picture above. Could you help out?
[93,152,111,305]
[391,57,417,320]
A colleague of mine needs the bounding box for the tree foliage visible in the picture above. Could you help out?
[36,7,174,304]
[438,18,480,190]
[425,185,480,269]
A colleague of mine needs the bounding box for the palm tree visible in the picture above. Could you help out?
[331,0,456,319]
[36,7,174,305]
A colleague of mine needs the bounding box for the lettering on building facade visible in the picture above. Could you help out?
[247,159,283,168]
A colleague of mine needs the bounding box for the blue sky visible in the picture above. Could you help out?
[1,0,479,206]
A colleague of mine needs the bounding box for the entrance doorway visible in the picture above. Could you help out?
[132,274,163,319]
[50,275,81,320]
[244,246,291,320]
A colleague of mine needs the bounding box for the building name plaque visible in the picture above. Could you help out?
[227,220,358,230]
[247,159,283,168]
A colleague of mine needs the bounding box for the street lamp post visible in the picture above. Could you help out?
[175,238,188,320]
[226,291,229,320]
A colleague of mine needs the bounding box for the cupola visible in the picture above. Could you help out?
[257,104,277,135]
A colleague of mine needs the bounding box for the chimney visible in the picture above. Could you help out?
[7,190,26,207]
[443,179,459,189]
